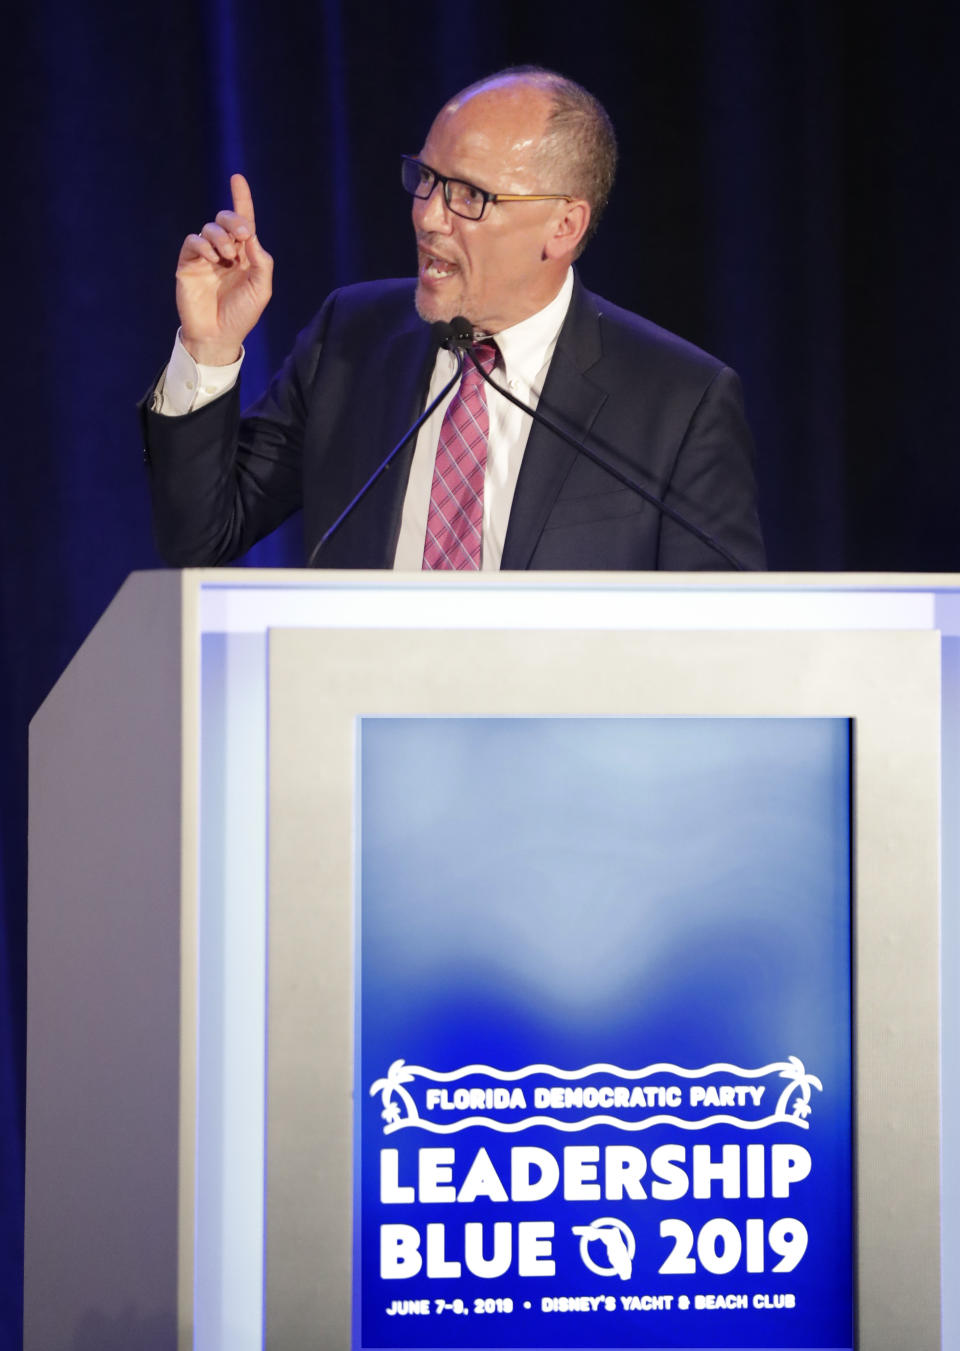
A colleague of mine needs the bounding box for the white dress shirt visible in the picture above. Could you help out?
[154,268,574,570]
[393,269,573,570]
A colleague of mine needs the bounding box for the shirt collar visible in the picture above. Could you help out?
[484,268,574,386]
[437,270,575,383]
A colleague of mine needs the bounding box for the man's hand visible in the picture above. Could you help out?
[176,174,273,366]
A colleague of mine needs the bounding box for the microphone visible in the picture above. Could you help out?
[431,316,474,351]
[449,315,747,571]
[306,329,463,567]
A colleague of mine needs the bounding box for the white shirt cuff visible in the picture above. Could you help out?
[153,330,244,416]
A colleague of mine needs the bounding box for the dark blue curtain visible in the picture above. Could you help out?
[3,2,958,1342]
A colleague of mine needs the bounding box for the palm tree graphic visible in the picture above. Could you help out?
[775,1056,823,1121]
[370,1060,420,1126]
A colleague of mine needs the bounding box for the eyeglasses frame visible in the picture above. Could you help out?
[401,155,573,221]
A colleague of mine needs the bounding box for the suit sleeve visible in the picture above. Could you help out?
[657,365,766,570]
[140,294,337,566]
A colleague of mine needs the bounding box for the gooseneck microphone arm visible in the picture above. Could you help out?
[454,324,746,572]
[306,329,464,568]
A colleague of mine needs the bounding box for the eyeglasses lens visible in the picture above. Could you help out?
[401,158,433,198]
[445,181,485,220]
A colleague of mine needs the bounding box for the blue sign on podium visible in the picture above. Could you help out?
[357,717,853,1349]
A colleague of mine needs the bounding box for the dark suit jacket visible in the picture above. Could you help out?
[143,274,765,570]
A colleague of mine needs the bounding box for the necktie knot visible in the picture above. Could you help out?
[460,340,497,393]
[471,339,498,373]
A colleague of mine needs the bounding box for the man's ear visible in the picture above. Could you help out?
[543,199,591,261]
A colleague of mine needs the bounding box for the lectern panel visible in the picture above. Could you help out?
[266,626,939,1351]
[359,716,852,1349]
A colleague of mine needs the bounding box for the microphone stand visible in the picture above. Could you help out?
[307,343,464,567]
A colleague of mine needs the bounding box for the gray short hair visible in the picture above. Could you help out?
[452,66,618,255]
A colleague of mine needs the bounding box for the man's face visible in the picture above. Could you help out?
[413,83,569,333]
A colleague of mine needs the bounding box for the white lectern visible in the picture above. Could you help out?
[26,571,956,1351]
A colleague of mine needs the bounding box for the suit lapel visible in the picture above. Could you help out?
[359,313,436,566]
[500,276,608,569]
[379,312,439,438]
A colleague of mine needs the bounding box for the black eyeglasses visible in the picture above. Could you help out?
[401,155,572,222]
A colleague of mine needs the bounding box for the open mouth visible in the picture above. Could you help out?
[420,251,459,281]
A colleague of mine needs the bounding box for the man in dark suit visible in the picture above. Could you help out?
[144,68,765,572]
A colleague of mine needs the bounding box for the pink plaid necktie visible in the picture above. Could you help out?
[422,341,498,570]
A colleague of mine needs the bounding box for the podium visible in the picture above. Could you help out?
[25,570,954,1351]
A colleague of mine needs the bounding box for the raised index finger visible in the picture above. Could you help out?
[230,173,256,234]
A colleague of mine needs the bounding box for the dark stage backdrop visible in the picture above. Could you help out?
[2,1,958,1344]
